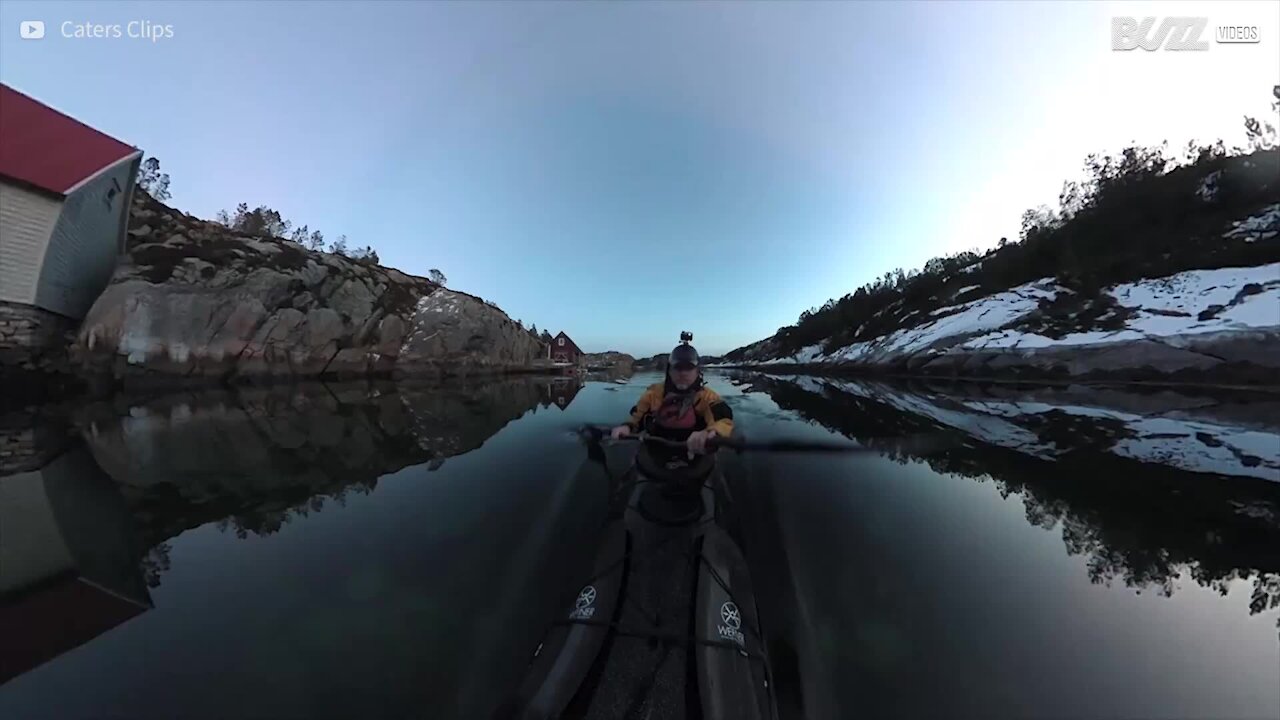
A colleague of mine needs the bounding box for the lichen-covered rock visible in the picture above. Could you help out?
[73,191,542,384]
[398,289,545,372]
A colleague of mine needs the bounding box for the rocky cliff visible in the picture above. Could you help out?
[73,192,543,385]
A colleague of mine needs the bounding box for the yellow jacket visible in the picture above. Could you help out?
[624,381,734,438]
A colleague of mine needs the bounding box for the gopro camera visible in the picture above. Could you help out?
[680,331,693,344]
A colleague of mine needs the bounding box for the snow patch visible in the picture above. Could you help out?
[827,340,873,362]
[964,328,1147,350]
[771,344,824,365]
[1223,203,1280,242]
[964,263,1280,350]
[1111,263,1280,324]
[861,279,1062,358]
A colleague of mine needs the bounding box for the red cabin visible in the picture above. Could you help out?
[550,331,582,364]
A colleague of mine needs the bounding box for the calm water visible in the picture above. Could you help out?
[1,372,1277,719]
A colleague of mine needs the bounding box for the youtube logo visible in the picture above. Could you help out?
[20,20,45,39]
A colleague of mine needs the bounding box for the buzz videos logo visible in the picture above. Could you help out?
[1112,17,1262,51]
[20,20,45,39]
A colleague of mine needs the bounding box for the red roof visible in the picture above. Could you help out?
[554,331,582,354]
[0,84,138,196]
[0,575,148,684]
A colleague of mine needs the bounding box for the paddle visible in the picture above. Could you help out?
[576,425,957,456]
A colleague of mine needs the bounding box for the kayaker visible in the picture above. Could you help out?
[610,334,733,458]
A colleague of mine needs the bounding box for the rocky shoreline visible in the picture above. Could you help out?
[3,192,559,402]
[713,335,1280,389]
[715,342,1280,388]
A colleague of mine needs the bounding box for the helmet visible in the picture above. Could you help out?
[668,342,700,370]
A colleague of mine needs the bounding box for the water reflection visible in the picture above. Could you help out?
[715,373,1280,720]
[734,372,1280,621]
[72,378,580,557]
[0,375,578,697]
[2,370,1278,719]
[0,447,151,684]
[536,376,585,411]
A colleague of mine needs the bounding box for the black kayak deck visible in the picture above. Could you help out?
[499,449,777,720]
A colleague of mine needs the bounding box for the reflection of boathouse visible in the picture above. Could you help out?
[538,377,584,411]
[0,447,151,684]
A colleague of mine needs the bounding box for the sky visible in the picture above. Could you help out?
[2,1,1276,356]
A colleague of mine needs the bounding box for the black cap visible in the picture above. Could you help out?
[669,343,700,370]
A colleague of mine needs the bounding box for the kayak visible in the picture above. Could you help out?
[496,432,779,720]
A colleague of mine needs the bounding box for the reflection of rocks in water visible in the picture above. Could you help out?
[75,377,548,558]
[139,542,172,589]
[0,409,76,478]
[399,376,547,455]
[738,372,1280,616]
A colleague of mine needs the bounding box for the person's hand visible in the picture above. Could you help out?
[686,429,719,458]
[610,425,632,441]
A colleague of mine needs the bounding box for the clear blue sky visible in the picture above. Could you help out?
[2,1,1275,355]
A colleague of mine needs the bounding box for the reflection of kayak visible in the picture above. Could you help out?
[498,434,778,719]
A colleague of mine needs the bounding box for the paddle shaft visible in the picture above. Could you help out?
[579,425,937,455]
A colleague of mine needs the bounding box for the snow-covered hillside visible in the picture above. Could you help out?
[722,203,1280,382]
[964,263,1279,350]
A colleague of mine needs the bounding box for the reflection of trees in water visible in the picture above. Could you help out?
[1248,573,1279,615]
[141,542,172,589]
[210,480,379,540]
[742,374,1280,617]
[973,463,1280,617]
